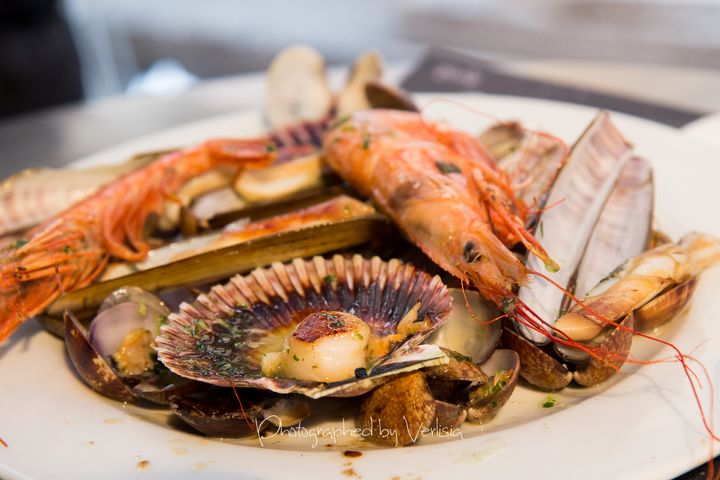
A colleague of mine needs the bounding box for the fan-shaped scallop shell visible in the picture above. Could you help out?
[157,254,452,398]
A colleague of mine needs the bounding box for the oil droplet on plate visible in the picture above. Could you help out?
[136,460,150,471]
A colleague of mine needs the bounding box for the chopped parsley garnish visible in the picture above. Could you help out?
[435,161,462,175]
[353,333,364,341]
[12,239,27,249]
[500,297,516,314]
[362,135,371,150]
[63,245,71,254]
[541,396,557,408]
[323,274,337,284]
[329,319,345,329]
[330,115,351,129]
[292,354,300,362]
[265,144,277,153]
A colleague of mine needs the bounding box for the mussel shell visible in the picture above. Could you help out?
[64,312,135,402]
[633,278,697,332]
[170,388,268,438]
[158,255,452,398]
[466,349,520,424]
[573,314,634,387]
[501,328,571,391]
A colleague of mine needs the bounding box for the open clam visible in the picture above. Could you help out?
[157,255,452,399]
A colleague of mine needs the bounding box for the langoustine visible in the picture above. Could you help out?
[0,138,276,342]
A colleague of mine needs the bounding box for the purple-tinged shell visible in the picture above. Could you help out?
[64,312,135,402]
[157,254,452,398]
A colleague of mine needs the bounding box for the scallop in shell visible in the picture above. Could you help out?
[157,255,452,399]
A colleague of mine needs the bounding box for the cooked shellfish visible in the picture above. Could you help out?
[157,255,452,399]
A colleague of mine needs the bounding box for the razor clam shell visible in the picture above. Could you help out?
[46,215,389,318]
[426,288,501,364]
[573,314,634,386]
[501,328,571,391]
[497,129,567,226]
[518,111,634,344]
[0,153,157,236]
[572,156,653,303]
[634,278,697,332]
[157,255,452,399]
[466,349,520,423]
[264,45,333,130]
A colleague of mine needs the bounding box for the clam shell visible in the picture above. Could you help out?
[466,349,521,424]
[573,314,634,386]
[364,81,418,112]
[427,288,501,364]
[634,278,697,332]
[501,327,571,391]
[64,312,135,402]
[157,255,452,399]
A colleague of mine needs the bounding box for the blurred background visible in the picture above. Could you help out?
[3,0,720,118]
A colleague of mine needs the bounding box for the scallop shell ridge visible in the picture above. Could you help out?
[157,254,452,398]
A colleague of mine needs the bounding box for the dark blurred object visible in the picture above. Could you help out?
[402,48,702,128]
[0,0,83,118]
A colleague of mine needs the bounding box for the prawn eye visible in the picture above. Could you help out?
[463,241,483,263]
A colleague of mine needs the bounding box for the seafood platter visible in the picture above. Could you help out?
[1,46,719,478]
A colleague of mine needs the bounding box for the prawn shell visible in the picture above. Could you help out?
[466,349,520,424]
[63,312,135,402]
[501,327,571,391]
[157,254,452,399]
[573,313,634,386]
[633,278,697,332]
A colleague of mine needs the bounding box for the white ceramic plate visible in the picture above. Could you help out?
[1,94,719,480]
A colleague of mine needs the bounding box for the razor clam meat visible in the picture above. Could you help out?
[157,255,452,399]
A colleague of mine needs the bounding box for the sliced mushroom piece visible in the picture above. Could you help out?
[573,314,634,387]
[234,153,326,202]
[466,349,520,424]
[358,371,436,447]
[501,328,571,391]
[265,45,333,129]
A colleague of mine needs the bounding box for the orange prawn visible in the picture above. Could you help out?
[323,109,556,307]
[0,138,277,341]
